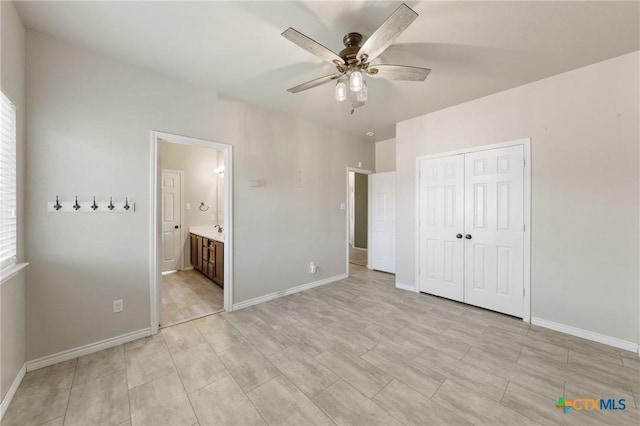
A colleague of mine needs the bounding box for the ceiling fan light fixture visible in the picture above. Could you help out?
[282,3,428,113]
[357,81,368,102]
[335,81,347,102]
[349,70,363,92]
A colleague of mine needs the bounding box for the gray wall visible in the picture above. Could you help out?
[0,0,26,401]
[375,138,396,173]
[354,173,368,249]
[24,31,373,360]
[161,142,220,266]
[396,52,639,344]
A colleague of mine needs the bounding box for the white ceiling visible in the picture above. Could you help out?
[14,1,640,141]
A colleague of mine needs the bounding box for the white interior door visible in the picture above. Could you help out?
[370,172,396,273]
[464,145,524,317]
[161,170,182,272]
[418,155,465,301]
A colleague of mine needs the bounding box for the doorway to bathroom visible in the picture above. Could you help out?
[346,167,373,270]
[150,131,233,334]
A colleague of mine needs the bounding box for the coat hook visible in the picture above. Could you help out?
[124,197,130,211]
[91,196,98,211]
[108,197,115,211]
[54,195,62,211]
[73,196,81,211]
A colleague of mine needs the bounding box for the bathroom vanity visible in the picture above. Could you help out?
[189,226,224,287]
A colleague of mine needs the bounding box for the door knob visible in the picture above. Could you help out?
[465,234,472,239]
[456,234,463,239]
[174,225,179,229]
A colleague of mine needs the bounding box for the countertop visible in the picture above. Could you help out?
[189,226,224,243]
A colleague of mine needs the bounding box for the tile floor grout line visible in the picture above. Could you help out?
[233,373,271,426]
[515,346,524,364]
[368,379,421,425]
[164,338,200,426]
[126,368,176,392]
[161,308,225,329]
[367,377,393,401]
[427,378,475,424]
[123,344,134,425]
[61,356,80,426]
[309,384,340,426]
[499,379,510,403]
[428,376,447,401]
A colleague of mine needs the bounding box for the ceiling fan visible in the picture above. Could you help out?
[282,3,430,114]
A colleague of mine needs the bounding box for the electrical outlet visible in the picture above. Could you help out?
[113,299,124,313]
[309,261,317,274]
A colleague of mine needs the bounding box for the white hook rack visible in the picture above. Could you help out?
[47,196,135,213]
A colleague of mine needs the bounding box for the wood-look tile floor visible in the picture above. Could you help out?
[161,269,224,327]
[349,246,367,267]
[5,265,639,425]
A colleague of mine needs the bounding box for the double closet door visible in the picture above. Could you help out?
[418,145,525,317]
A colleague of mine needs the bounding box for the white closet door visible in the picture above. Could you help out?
[161,170,182,272]
[418,155,465,301]
[464,145,524,317]
[370,172,396,273]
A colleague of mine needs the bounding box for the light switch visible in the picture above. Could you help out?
[340,203,346,210]
[186,203,191,210]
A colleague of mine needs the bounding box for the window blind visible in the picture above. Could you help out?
[0,91,17,270]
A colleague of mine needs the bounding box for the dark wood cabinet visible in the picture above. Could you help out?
[207,261,215,281]
[190,232,224,288]
[190,234,197,269]
[202,241,209,263]
[214,240,224,287]
[195,236,203,271]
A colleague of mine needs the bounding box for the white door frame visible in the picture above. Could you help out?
[160,169,185,271]
[150,131,234,335]
[415,138,531,322]
[345,166,374,273]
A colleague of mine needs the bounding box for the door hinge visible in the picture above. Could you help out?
[523,159,526,168]
[523,223,525,232]
[523,288,525,296]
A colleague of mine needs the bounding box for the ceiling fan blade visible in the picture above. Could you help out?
[282,28,345,66]
[357,3,418,64]
[367,64,431,81]
[287,73,342,93]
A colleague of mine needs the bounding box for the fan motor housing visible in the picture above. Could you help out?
[339,32,363,64]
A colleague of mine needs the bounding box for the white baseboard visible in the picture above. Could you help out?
[26,328,151,372]
[233,273,349,311]
[395,282,418,293]
[0,362,26,420]
[531,317,639,354]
